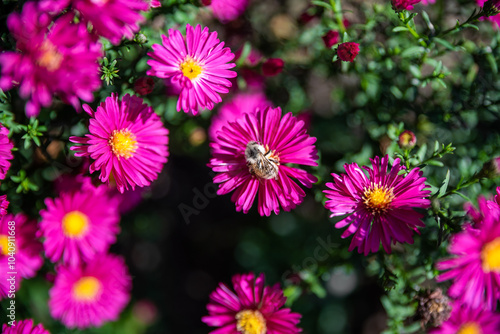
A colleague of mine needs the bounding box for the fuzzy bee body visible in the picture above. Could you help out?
[245,141,279,180]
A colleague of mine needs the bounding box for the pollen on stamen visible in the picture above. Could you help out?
[37,40,64,72]
[236,309,267,334]
[362,183,395,215]
[481,237,500,273]
[109,129,138,159]
[179,57,203,80]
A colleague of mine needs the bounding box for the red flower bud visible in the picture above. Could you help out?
[398,130,417,149]
[322,30,340,48]
[201,0,212,5]
[337,42,360,62]
[262,58,284,76]
[391,0,422,11]
[133,77,155,96]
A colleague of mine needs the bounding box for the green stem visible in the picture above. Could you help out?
[441,173,481,198]
[437,8,485,37]
[399,12,427,47]
[330,0,346,34]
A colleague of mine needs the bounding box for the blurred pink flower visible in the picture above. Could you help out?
[133,77,155,96]
[49,253,131,329]
[324,155,431,255]
[73,0,148,44]
[202,272,302,333]
[209,106,318,216]
[204,0,250,22]
[70,93,169,193]
[147,24,236,115]
[392,0,422,11]
[0,125,13,181]
[437,198,500,310]
[0,2,102,117]
[1,319,50,334]
[209,91,273,140]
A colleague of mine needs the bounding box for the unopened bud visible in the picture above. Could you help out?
[134,77,155,96]
[478,157,500,179]
[262,58,284,76]
[398,130,417,149]
[134,33,148,44]
[483,0,500,16]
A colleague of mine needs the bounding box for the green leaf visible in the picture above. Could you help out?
[433,37,457,50]
[438,170,451,198]
[392,27,409,32]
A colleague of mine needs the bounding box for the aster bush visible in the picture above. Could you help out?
[2,0,500,333]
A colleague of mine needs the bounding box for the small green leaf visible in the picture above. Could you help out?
[438,170,451,198]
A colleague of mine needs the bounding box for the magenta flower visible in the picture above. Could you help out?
[0,2,102,117]
[209,91,273,140]
[437,198,500,310]
[206,0,250,22]
[0,195,8,218]
[49,253,131,329]
[392,0,422,11]
[209,106,318,216]
[1,319,50,334]
[39,178,120,266]
[70,93,169,193]
[324,155,431,255]
[430,301,500,334]
[337,42,360,62]
[202,272,302,333]
[0,213,43,280]
[73,0,148,44]
[0,125,13,181]
[147,24,237,115]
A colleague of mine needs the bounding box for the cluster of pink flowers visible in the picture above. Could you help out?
[0,0,157,117]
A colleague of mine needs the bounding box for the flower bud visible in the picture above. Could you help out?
[262,58,284,76]
[391,0,422,11]
[398,130,417,149]
[133,77,155,96]
[337,42,360,62]
[322,30,340,48]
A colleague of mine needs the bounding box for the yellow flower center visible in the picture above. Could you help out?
[362,183,395,215]
[482,237,500,273]
[62,211,89,238]
[457,322,482,334]
[109,129,138,159]
[180,57,203,80]
[37,40,63,72]
[0,234,11,256]
[72,276,102,301]
[236,310,267,334]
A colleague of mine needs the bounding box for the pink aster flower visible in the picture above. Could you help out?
[337,42,360,62]
[49,253,131,329]
[147,24,237,115]
[0,125,13,181]
[324,155,431,255]
[1,319,50,334]
[209,91,273,140]
[39,178,120,266]
[202,272,302,333]
[0,213,43,280]
[209,106,318,216]
[436,198,500,310]
[430,301,500,334]
[0,2,102,117]
[205,0,250,22]
[69,93,169,193]
[73,0,148,44]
